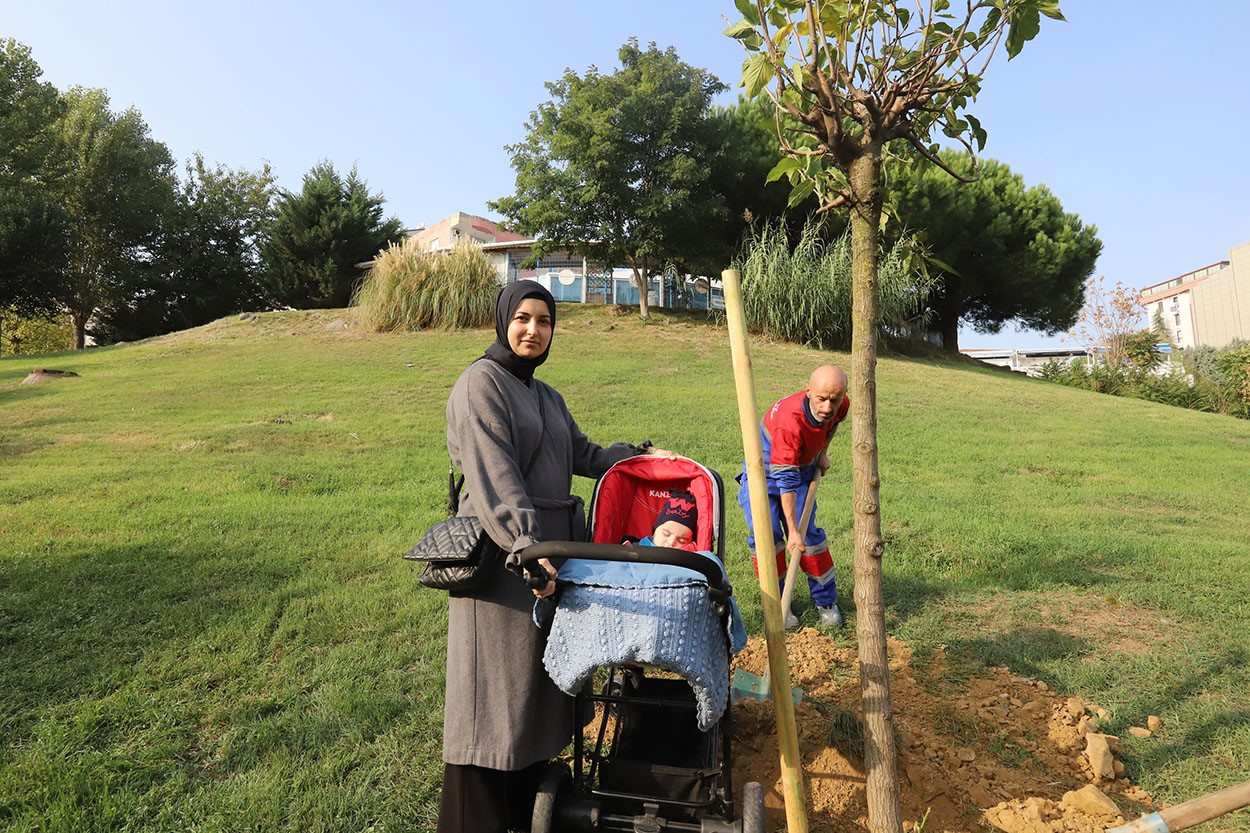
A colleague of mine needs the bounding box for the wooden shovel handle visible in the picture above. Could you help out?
[1162,779,1250,831]
[781,470,822,617]
[1107,779,1250,833]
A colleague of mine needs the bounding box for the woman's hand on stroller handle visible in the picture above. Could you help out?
[523,556,557,597]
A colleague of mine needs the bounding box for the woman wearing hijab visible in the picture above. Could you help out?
[439,280,659,832]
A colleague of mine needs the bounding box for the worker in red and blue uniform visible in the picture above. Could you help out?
[737,365,849,629]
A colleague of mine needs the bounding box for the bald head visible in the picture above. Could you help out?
[806,365,847,423]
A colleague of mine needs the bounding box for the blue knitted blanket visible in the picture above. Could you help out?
[540,553,746,731]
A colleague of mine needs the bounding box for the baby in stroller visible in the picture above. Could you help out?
[538,456,746,730]
[518,455,759,832]
[635,488,699,551]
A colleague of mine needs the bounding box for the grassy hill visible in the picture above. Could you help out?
[2,306,1248,832]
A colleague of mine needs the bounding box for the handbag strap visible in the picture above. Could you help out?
[448,385,547,515]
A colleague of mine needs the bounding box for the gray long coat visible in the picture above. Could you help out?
[443,359,636,770]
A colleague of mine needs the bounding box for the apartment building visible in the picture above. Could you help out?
[1139,242,1250,349]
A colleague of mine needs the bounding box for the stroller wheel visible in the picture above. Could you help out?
[532,760,572,833]
[741,781,765,833]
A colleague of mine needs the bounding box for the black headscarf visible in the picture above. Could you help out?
[482,280,557,384]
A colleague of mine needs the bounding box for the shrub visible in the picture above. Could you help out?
[1044,337,1250,421]
[1,309,74,356]
[1038,358,1086,387]
[1134,365,1216,413]
[1182,345,1224,386]
[1113,329,1165,372]
[1216,345,1250,419]
[1039,356,1133,395]
[352,239,499,332]
[735,217,933,349]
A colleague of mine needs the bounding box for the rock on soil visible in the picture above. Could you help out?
[728,630,1157,833]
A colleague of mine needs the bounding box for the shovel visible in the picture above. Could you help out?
[1106,779,1250,833]
[731,471,822,703]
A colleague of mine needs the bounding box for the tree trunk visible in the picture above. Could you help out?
[631,261,651,319]
[940,311,960,352]
[847,147,903,833]
[70,304,90,350]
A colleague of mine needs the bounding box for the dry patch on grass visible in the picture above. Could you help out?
[953,589,1178,658]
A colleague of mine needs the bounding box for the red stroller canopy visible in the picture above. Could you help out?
[588,455,720,553]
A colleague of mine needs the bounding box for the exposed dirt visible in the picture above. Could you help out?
[728,629,1160,833]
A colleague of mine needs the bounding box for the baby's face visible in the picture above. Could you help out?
[653,520,695,550]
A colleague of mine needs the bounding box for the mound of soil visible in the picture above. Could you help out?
[729,630,1158,833]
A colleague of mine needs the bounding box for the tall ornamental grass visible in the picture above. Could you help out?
[735,218,933,348]
[353,239,498,331]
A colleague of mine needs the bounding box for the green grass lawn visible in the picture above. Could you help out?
[2,306,1248,832]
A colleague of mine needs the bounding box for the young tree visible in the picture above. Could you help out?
[51,87,176,349]
[490,39,728,317]
[886,150,1101,350]
[0,39,70,348]
[725,3,1062,831]
[1065,274,1147,366]
[260,161,403,309]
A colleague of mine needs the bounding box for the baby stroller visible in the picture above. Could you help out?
[519,455,765,833]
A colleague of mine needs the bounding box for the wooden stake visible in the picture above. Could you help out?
[722,268,809,833]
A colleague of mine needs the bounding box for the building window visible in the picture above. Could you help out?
[1174,313,1181,326]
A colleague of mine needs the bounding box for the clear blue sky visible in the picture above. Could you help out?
[7,1,1249,349]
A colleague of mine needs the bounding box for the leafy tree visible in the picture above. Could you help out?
[696,97,819,275]
[51,87,176,348]
[0,39,70,347]
[93,154,277,342]
[260,161,403,310]
[490,39,728,317]
[726,2,1062,831]
[887,151,1100,350]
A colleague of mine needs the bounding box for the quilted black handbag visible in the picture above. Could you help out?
[403,515,502,592]
[407,394,546,592]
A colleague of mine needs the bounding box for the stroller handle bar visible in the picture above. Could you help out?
[518,541,733,605]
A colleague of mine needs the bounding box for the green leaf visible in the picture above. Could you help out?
[977,6,1003,40]
[734,0,760,26]
[772,21,794,48]
[724,19,758,41]
[1039,0,1066,21]
[950,114,974,139]
[766,156,802,183]
[926,254,960,275]
[741,53,774,98]
[966,113,987,151]
[1006,7,1042,58]
[787,177,815,207]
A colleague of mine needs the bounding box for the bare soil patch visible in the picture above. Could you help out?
[729,629,1159,833]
